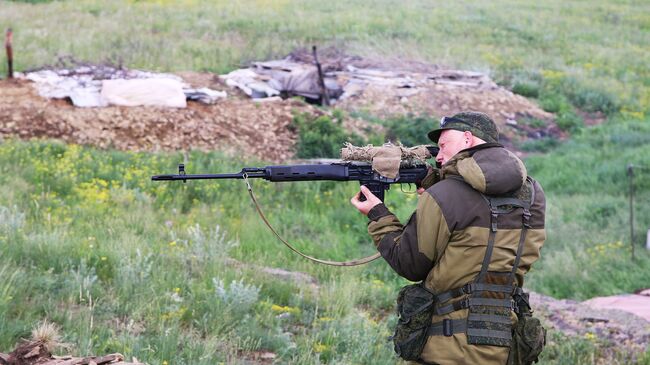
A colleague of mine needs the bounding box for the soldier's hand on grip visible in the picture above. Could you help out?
[350,185,382,216]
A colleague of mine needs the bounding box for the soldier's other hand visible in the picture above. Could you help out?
[417,187,426,195]
[350,185,382,216]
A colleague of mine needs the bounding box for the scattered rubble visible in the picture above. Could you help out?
[220,49,558,143]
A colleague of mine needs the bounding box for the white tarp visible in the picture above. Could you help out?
[22,66,227,108]
[101,78,187,108]
[220,68,281,98]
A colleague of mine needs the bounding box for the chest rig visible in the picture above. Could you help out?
[426,178,535,347]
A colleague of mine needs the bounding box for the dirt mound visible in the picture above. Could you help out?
[0,78,305,161]
[0,54,559,161]
[337,79,559,143]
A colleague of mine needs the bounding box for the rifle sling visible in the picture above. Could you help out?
[243,174,381,267]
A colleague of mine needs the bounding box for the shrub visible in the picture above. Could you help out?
[520,117,547,129]
[292,112,364,158]
[381,115,436,147]
[512,82,540,98]
[213,278,260,314]
[539,72,620,116]
[555,110,584,132]
[561,77,619,115]
[520,137,560,153]
[539,93,571,114]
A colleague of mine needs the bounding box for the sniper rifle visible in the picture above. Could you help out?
[151,145,439,266]
[152,151,438,201]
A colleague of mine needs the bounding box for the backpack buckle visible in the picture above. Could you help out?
[522,209,532,228]
[490,210,498,232]
[460,297,471,309]
[461,283,473,295]
[443,319,453,336]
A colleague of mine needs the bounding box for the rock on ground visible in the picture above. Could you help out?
[530,291,650,359]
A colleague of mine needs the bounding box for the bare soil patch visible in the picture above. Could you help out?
[0,78,304,161]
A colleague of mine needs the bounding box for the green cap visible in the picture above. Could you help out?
[428,111,499,144]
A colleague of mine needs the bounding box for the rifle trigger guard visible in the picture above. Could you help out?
[400,183,417,194]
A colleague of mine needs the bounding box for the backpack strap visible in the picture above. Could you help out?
[507,177,535,286]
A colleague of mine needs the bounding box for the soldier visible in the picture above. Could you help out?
[350,111,546,365]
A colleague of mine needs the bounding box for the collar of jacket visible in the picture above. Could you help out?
[440,143,527,195]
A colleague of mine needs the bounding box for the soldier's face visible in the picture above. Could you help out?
[436,129,472,165]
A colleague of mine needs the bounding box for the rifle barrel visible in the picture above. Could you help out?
[151,170,267,181]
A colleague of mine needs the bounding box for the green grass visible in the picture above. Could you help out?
[524,117,650,300]
[0,139,408,363]
[1,117,649,362]
[0,0,649,118]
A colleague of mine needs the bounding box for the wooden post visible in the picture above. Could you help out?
[5,28,13,79]
[627,164,637,260]
[312,45,330,106]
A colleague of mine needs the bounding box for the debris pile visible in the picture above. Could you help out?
[0,342,138,365]
[21,64,226,108]
[0,50,562,160]
[220,48,556,143]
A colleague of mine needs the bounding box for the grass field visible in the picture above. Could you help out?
[0,119,649,363]
[1,0,650,364]
[0,139,417,364]
[1,0,649,118]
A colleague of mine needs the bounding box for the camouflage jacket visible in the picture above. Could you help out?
[367,143,546,365]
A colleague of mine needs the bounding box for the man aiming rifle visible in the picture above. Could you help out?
[350,111,547,365]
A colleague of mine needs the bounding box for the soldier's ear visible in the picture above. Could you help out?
[464,131,473,144]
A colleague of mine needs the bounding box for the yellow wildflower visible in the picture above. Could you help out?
[271,304,300,314]
[313,342,328,353]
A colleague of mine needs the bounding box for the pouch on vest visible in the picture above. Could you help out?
[391,282,435,361]
[508,292,546,365]
[466,271,514,347]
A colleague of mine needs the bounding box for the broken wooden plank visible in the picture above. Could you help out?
[0,352,11,365]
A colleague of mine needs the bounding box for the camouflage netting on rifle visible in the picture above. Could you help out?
[340,142,432,179]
